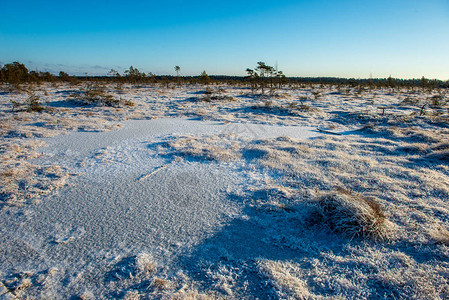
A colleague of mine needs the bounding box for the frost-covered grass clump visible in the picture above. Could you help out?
[310,188,393,240]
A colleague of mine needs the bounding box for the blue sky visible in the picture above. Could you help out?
[1,0,448,79]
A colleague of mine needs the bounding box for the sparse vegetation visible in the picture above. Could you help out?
[69,83,122,106]
[193,87,236,102]
[400,97,419,105]
[10,93,46,112]
[429,95,447,107]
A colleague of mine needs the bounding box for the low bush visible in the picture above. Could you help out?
[69,83,121,106]
[10,93,45,112]
[429,95,446,107]
[195,88,235,102]
[400,97,419,105]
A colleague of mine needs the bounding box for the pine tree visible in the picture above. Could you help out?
[174,66,181,85]
[200,70,211,85]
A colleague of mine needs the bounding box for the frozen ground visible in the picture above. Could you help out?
[1,82,449,299]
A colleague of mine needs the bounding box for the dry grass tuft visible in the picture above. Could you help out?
[151,277,174,290]
[426,149,449,162]
[2,272,34,297]
[428,226,449,245]
[432,143,449,151]
[79,290,95,300]
[258,260,313,299]
[170,288,216,300]
[310,188,392,240]
[425,143,449,162]
[135,252,156,275]
[123,290,142,300]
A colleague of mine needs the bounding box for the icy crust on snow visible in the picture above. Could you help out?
[0,118,322,298]
[38,118,319,161]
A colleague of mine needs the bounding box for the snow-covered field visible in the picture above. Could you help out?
[1,82,449,299]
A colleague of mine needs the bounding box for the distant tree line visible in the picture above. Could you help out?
[0,62,64,83]
[286,76,448,90]
[1,61,448,89]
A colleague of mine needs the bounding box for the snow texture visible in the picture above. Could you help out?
[1,83,449,299]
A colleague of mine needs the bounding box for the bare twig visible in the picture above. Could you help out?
[0,280,18,299]
[317,128,343,136]
[138,164,169,181]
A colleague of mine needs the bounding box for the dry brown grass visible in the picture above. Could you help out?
[0,140,70,209]
[170,290,217,300]
[123,290,142,300]
[258,260,313,299]
[428,226,449,245]
[151,278,174,290]
[310,188,392,240]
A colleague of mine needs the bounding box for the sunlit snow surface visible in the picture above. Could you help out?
[0,118,321,297]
